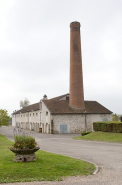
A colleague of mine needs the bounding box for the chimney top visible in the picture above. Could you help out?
[70,21,80,28]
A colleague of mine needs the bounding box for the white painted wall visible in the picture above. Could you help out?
[41,102,51,133]
[12,114,16,127]
[12,101,51,133]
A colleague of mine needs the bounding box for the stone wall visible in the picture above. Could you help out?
[52,113,112,133]
[52,114,86,133]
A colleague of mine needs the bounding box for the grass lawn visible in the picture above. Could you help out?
[74,131,122,143]
[0,134,95,183]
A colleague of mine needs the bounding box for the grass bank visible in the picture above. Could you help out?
[74,131,122,143]
[0,134,95,183]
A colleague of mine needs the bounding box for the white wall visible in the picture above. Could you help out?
[41,102,51,133]
[12,101,52,133]
[12,114,16,127]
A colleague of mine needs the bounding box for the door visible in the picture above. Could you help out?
[60,124,67,133]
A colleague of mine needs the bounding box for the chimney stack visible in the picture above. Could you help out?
[69,21,84,109]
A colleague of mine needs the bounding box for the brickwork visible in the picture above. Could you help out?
[69,21,84,109]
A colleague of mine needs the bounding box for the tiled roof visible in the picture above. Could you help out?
[42,100,112,114]
[13,94,112,115]
[13,103,40,114]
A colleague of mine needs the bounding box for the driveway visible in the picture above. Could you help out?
[0,126,122,185]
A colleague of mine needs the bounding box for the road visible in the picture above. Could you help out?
[0,126,122,185]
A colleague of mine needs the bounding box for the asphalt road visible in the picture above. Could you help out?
[0,126,122,185]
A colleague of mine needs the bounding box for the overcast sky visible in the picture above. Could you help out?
[0,0,122,115]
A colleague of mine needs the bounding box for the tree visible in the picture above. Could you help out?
[112,113,120,121]
[0,109,10,127]
[20,98,30,109]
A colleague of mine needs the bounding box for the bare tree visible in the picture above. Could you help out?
[20,98,30,109]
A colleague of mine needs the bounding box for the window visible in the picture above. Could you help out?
[33,113,34,117]
[30,114,31,117]
[46,111,48,116]
[103,118,108,121]
[26,114,28,117]
[36,113,38,116]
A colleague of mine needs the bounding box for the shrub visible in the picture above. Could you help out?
[93,122,103,131]
[13,135,37,149]
[81,131,91,136]
[93,121,122,133]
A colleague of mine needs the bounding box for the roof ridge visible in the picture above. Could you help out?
[49,93,69,100]
[13,102,40,114]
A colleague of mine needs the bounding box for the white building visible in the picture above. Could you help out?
[12,93,112,134]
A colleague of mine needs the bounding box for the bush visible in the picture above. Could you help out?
[93,122,103,131]
[81,132,91,136]
[13,135,37,149]
[93,121,122,133]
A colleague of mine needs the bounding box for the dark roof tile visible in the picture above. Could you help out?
[42,100,112,114]
[13,94,112,115]
[13,103,40,114]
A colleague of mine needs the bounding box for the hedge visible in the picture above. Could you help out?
[93,121,122,133]
[81,131,91,136]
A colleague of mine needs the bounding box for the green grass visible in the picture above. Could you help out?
[0,134,95,183]
[74,131,122,143]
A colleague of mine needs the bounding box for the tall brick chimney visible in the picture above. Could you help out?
[69,21,84,109]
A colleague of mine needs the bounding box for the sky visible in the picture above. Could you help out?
[0,0,122,115]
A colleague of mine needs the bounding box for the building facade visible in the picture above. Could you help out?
[12,94,112,134]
